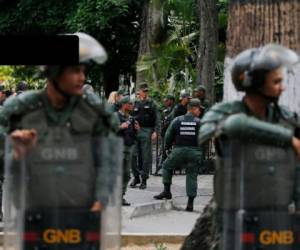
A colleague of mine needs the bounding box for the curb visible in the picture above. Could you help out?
[130,200,173,218]
[0,232,186,247]
[121,233,186,246]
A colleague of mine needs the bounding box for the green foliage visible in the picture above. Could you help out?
[137,0,228,104]
[65,0,129,32]
[137,0,199,104]
[154,242,168,250]
[0,0,228,101]
[217,0,229,31]
[0,0,144,91]
[0,66,43,91]
[0,66,13,81]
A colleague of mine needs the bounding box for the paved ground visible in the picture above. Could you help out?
[121,174,213,248]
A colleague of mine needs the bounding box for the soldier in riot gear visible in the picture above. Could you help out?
[154,99,203,212]
[130,83,160,189]
[1,33,123,250]
[192,44,300,250]
[116,96,140,206]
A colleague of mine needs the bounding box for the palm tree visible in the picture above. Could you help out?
[136,0,198,95]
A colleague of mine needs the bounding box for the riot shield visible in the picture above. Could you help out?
[3,133,123,250]
[215,139,297,250]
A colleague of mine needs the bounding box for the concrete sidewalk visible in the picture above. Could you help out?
[121,174,213,248]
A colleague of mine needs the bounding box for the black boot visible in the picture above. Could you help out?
[122,198,131,206]
[139,179,147,189]
[154,184,172,200]
[129,177,141,188]
[186,196,195,212]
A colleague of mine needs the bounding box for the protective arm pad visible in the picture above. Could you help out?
[222,113,293,147]
[198,123,217,145]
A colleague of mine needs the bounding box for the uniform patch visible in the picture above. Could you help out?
[180,127,196,131]
[181,122,196,125]
[180,131,196,135]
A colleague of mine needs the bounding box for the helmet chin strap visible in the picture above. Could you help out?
[52,79,72,99]
[254,88,279,104]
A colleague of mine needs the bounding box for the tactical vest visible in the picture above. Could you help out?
[174,114,200,147]
[117,111,136,146]
[133,100,155,128]
[19,97,99,209]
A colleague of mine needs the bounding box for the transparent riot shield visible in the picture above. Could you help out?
[215,139,297,250]
[3,133,123,250]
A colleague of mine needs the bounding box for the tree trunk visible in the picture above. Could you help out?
[136,0,167,86]
[180,199,217,250]
[103,64,120,98]
[223,0,300,113]
[196,0,218,104]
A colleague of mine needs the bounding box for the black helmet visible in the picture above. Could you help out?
[17,81,27,91]
[231,44,299,91]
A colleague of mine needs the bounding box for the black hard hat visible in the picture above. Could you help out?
[17,81,27,91]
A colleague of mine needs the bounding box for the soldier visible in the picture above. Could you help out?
[116,96,140,206]
[193,85,210,119]
[130,83,160,189]
[1,33,122,249]
[154,99,203,212]
[196,44,300,250]
[172,92,191,118]
[161,94,176,137]
[156,94,176,174]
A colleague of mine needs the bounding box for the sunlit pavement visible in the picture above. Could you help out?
[121,174,213,248]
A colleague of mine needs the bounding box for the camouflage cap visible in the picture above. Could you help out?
[117,89,126,95]
[188,98,204,109]
[164,94,175,101]
[194,85,206,92]
[119,96,133,105]
[179,92,191,99]
[138,83,149,91]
